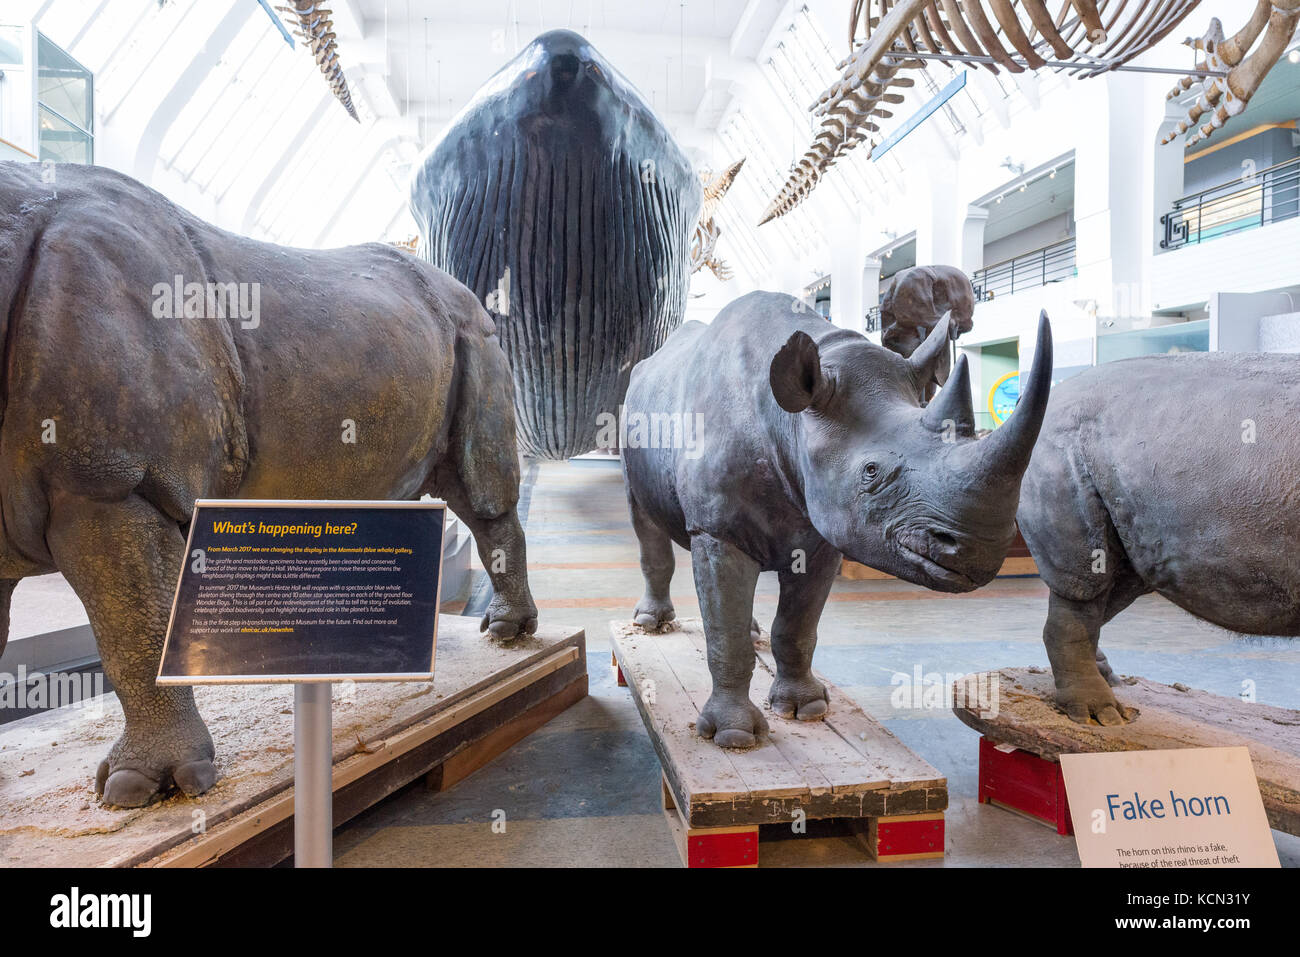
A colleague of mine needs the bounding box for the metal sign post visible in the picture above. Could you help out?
[293,682,334,868]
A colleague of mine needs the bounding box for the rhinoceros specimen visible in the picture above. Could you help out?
[878,264,976,393]
[622,292,1053,746]
[0,161,538,807]
[410,29,702,460]
[1017,353,1300,726]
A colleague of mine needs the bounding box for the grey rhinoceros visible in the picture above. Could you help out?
[0,161,537,807]
[1017,353,1300,726]
[622,291,1053,747]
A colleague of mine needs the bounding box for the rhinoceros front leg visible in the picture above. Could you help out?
[628,492,676,629]
[47,492,217,807]
[1043,591,1137,727]
[767,543,838,721]
[690,533,767,748]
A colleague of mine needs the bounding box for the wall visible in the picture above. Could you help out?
[1259,312,1300,352]
[983,211,1073,265]
[1183,127,1299,195]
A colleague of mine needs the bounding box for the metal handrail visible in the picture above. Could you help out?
[1160,156,1300,251]
[972,237,1076,302]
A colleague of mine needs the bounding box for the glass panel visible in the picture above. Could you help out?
[37,33,92,134]
[38,105,92,165]
[1096,321,1210,364]
[0,25,24,65]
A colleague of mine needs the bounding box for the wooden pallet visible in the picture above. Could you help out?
[0,617,587,867]
[953,667,1300,836]
[611,619,947,867]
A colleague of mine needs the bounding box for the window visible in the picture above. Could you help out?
[37,32,92,164]
[0,25,24,65]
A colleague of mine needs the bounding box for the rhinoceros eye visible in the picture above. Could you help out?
[863,463,879,479]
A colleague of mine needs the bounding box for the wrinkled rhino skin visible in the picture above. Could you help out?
[0,161,537,806]
[410,29,702,460]
[622,290,1053,748]
[1018,353,1300,726]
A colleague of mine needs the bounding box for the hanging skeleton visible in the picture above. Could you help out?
[762,1,1300,224]
[689,159,747,282]
[277,2,360,121]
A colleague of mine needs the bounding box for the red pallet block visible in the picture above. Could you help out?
[978,736,1073,835]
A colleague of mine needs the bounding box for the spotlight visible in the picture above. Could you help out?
[1020,183,1027,192]
[996,195,1003,203]
[1289,49,1300,64]
[1049,168,1057,179]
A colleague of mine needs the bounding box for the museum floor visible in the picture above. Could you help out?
[326,459,1300,867]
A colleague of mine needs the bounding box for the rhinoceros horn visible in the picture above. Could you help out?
[907,311,953,388]
[957,310,1054,476]
[921,352,975,437]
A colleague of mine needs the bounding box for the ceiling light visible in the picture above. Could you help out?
[1049,168,1057,179]
[996,195,1003,204]
[1288,49,1300,64]
[1019,183,1027,192]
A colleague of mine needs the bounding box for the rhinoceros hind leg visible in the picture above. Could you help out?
[1043,591,1138,726]
[767,546,838,721]
[690,533,767,748]
[432,468,538,640]
[49,492,217,808]
[628,493,676,630]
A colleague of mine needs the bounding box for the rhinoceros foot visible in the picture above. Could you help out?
[1054,672,1138,727]
[633,595,676,631]
[768,674,829,721]
[696,688,769,749]
[95,717,218,808]
[479,594,539,640]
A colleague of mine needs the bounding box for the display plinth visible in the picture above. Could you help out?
[611,619,947,867]
[0,617,586,868]
[953,667,1300,836]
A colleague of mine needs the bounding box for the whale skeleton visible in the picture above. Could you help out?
[276,1,360,121]
[760,0,1300,224]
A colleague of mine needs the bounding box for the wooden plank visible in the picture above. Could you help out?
[952,667,1300,835]
[194,668,589,868]
[609,624,749,810]
[751,641,940,797]
[671,624,828,803]
[149,645,582,867]
[611,619,948,828]
[0,617,585,868]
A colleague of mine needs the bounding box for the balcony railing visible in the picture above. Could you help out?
[972,238,1076,302]
[865,306,881,332]
[1160,156,1300,251]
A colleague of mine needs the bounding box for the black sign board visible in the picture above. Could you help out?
[158,501,446,684]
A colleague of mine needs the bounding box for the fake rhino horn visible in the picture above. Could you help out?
[967,310,1054,476]
[921,352,975,436]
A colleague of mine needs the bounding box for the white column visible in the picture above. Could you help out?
[961,205,990,274]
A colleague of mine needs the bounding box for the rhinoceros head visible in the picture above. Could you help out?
[769,311,1053,592]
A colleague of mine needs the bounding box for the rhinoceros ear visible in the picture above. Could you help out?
[770,331,829,414]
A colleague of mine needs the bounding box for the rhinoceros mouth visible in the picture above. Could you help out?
[893,528,978,592]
